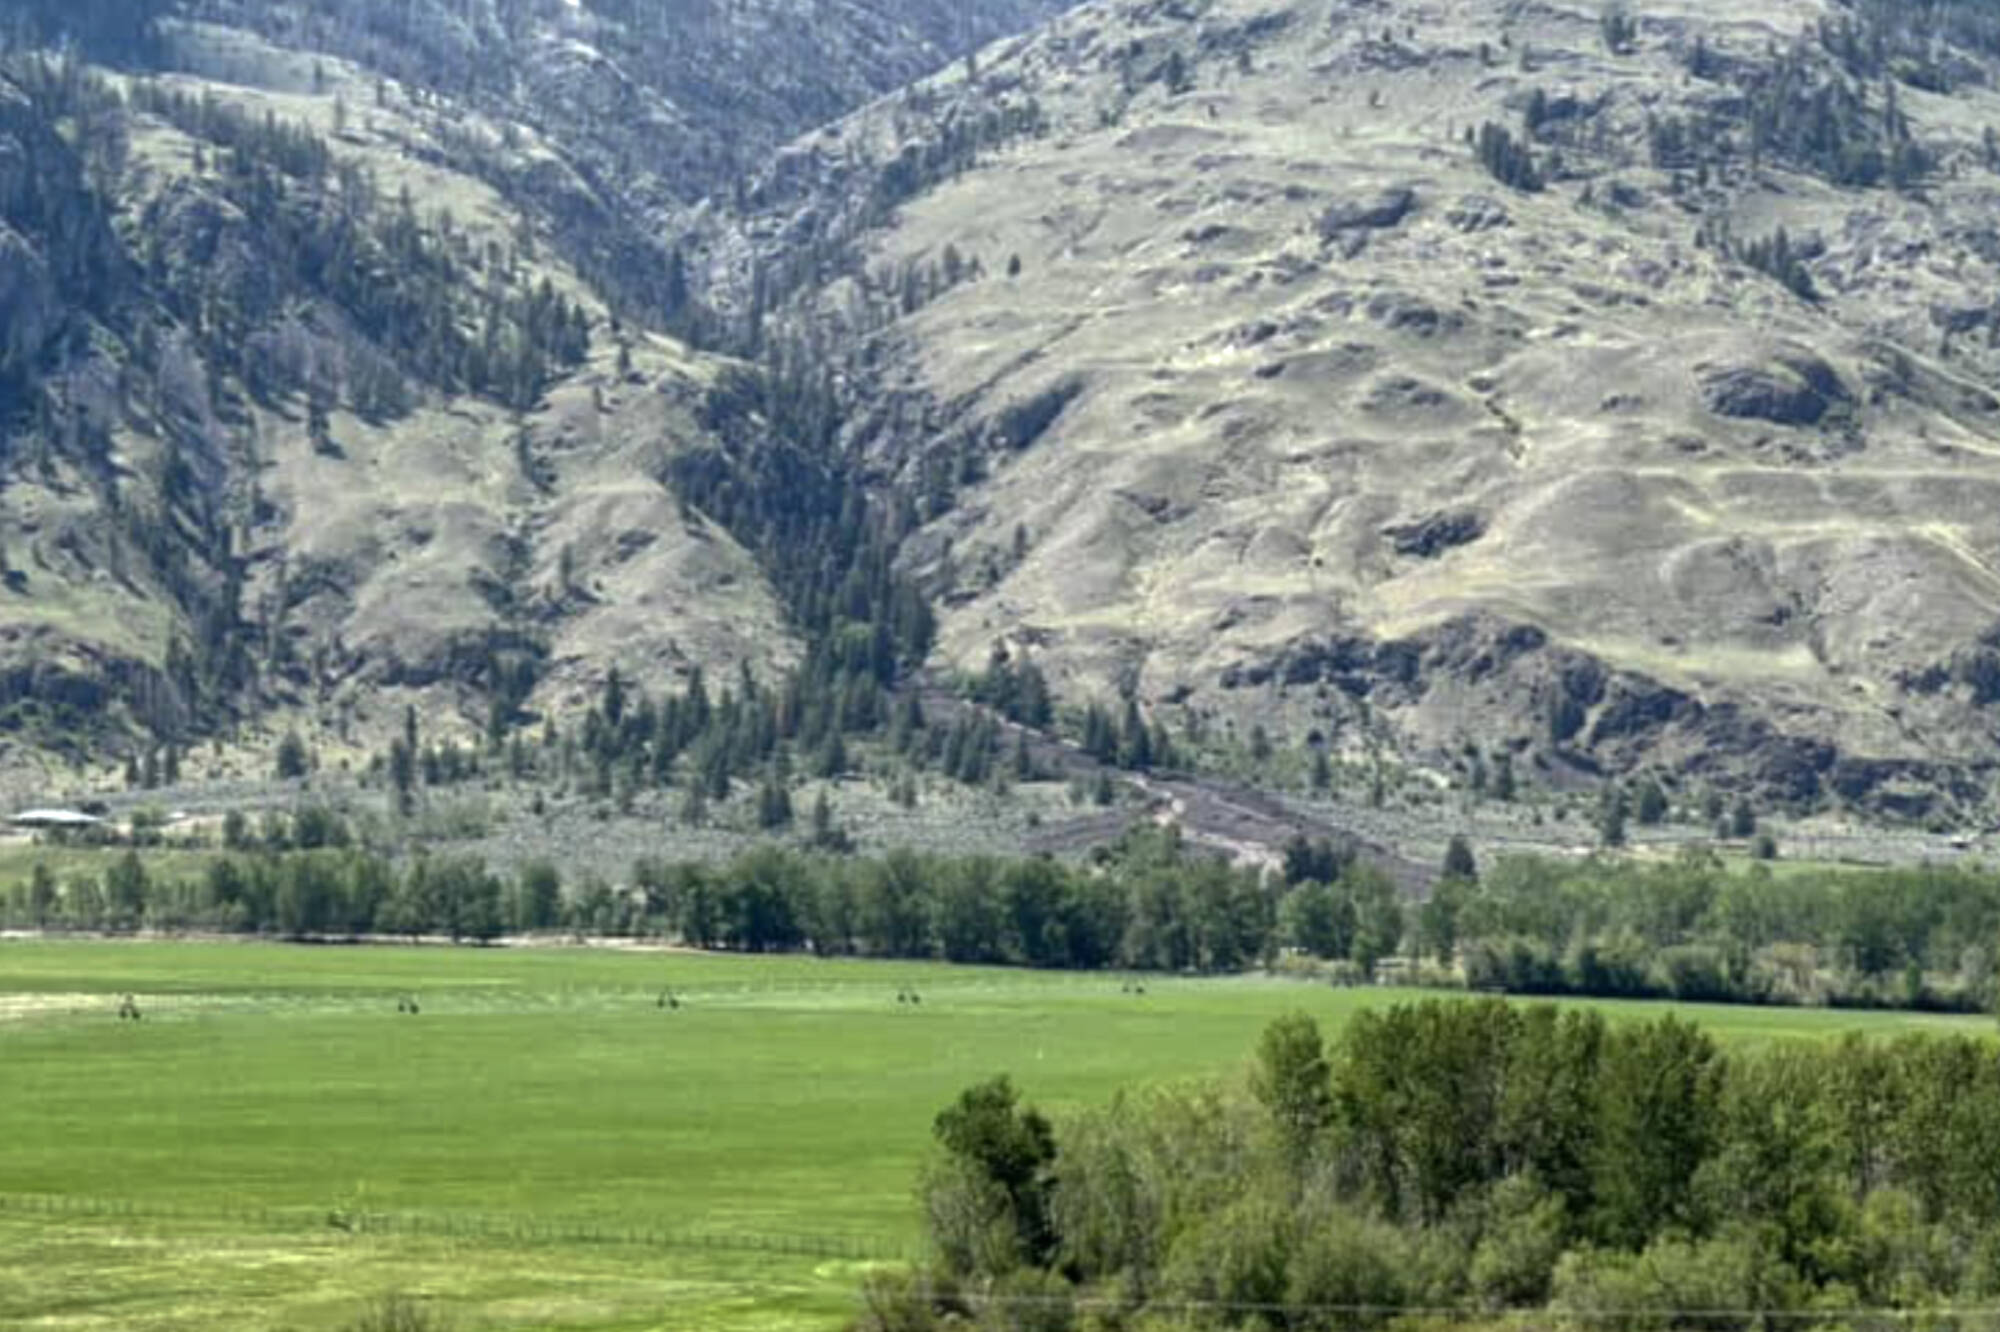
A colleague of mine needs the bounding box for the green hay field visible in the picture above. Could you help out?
[0,940,1989,1332]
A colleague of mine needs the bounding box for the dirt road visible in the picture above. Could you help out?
[913,683,1433,893]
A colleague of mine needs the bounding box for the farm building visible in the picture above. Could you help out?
[9,809,106,831]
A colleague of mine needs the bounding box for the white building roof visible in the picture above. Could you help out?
[11,809,105,827]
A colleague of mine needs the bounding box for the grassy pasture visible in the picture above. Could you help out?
[0,940,1989,1332]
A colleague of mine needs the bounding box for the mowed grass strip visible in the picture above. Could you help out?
[0,1213,853,1332]
[0,940,1990,1332]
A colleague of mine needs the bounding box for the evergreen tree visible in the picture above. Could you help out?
[1599,787,1629,849]
[1082,701,1118,764]
[603,666,626,727]
[388,738,416,817]
[1118,699,1153,771]
[809,790,851,852]
[275,729,309,780]
[816,729,849,779]
[1249,724,1274,765]
[1634,778,1669,826]
[1600,2,1638,54]
[1443,835,1478,882]
[1731,798,1758,839]
[758,774,794,830]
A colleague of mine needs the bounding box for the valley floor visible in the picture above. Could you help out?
[0,941,1988,1332]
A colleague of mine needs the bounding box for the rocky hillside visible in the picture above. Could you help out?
[0,0,1083,773]
[167,0,1074,327]
[18,0,2000,823]
[0,47,801,766]
[719,0,2000,817]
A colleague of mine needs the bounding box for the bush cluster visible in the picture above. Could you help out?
[872,1003,2000,1330]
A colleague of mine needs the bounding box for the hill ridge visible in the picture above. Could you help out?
[693,0,2000,816]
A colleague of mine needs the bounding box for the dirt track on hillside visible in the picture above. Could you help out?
[913,684,1434,894]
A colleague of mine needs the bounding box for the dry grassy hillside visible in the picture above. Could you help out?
[0,30,794,772]
[0,0,1110,776]
[736,0,2000,814]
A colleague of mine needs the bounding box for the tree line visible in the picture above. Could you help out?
[866,1002,2000,1330]
[1427,849,2000,1013]
[18,807,2000,1015]
[0,825,1295,971]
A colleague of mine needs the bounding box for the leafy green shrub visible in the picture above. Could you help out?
[1161,1193,1292,1320]
[1285,1204,1411,1329]
[1469,1175,1568,1308]
[1650,943,1736,1002]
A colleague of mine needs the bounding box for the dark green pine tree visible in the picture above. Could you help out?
[1118,700,1153,771]
[758,774,794,830]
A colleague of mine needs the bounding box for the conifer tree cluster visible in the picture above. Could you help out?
[675,364,936,691]
[0,49,609,754]
[1472,120,1544,192]
[124,80,592,412]
[1828,2,2000,91]
[973,646,1052,728]
[0,0,172,66]
[1733,227,1820,301]
[389,637,1026,813]
[5,56,594,430]
[1650,26,1935,191]
[1078,698,1177,773]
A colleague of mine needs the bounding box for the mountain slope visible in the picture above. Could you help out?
[166,0,1075,328]
[0,42,791,763]
[17,0,2000,822]
[726,0,2000,815]
[0,0,1087,767]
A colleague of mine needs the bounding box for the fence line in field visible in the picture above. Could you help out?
[0,1190,907,1262]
